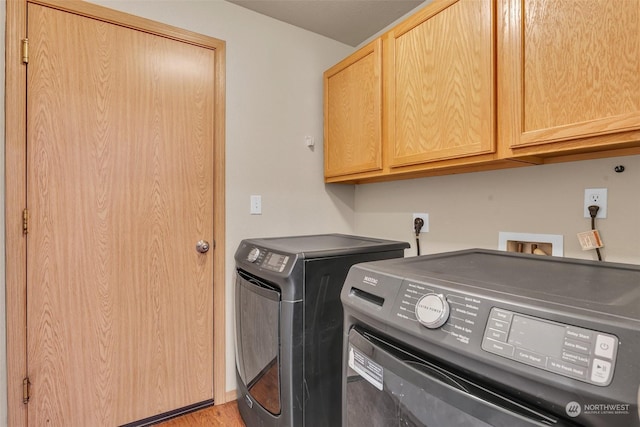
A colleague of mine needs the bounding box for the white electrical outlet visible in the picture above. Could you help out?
[583,188,607,219]
[412,213,429,233]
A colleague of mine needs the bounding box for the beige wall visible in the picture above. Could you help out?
[353,155,640,264]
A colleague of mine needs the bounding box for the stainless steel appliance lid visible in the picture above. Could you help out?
[357,249,640,320]
[240,234,410,258]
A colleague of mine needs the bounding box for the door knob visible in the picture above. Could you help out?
[196,240,210,254]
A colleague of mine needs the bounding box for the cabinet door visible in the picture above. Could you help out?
[324,39,383,178]
[388,0,495,167]
[499,0,640,153]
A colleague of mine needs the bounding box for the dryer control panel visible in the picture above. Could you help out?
[244,246,290,273]
[482,307,618,386]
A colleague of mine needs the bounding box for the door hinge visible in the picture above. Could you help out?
[21,38,29,64]
[23,377,31,404]
[23,208,29,235]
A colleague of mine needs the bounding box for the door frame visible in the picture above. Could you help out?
[5,1,227,425]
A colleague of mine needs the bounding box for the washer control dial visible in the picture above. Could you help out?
[247,247,261,263]
[415,293,450,329]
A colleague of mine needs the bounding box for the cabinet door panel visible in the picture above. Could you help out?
[503,0,640,149]
[390,0,494,167]
[324,40,382,177]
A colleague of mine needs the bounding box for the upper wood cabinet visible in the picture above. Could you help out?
[324,39,383,178]
[324,0,520,183]
[324,0,640,183]
[498,0,640,159]
[387,0,495,167]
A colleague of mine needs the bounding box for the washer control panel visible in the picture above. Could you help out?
[482,308,618,386]
[391,280,483,347]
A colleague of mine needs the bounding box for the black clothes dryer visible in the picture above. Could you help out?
[234,234,409,427]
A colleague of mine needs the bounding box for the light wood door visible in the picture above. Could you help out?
[324,39,383,178]
[26,4,215,425]
[499,0,640,155]
[388,0,495,167]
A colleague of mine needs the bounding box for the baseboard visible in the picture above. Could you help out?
[221,389,238,404]
[120,400,214,426]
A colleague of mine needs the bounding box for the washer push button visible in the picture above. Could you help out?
[548,358,588,379]
[589,334,617,385]
[594,334,616,359]
[562,338,590,355]
[591,359,613,384]
[565,326,594,343]
[514,348,547,369]
[561,350,589,367]
[486,328,508,342]
[490,308,513,323]
[483,308,516,355]
[481,337,515,358]
[487,308,513,334]
[563,326,594,358]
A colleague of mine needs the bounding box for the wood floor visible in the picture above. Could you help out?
[155,401,245,427]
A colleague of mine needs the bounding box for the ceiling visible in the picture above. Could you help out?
[225,0,426,47]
